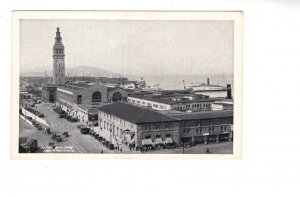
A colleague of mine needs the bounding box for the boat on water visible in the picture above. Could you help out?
[188,83,226,91]
[185,78,226,92]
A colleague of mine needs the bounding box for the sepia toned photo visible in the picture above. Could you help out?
[11,11,243,159]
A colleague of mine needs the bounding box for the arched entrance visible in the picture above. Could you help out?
[92,92,101,103]
[112,92,122,102]
[77,95,82,104]
[49,95,54,102]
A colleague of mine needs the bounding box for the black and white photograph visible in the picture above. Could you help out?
[3,1,300,197]
[11,11,243,158]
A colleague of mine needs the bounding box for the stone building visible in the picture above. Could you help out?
[99,102,179,147]
[98,102,233,148]
[41,27,128,123]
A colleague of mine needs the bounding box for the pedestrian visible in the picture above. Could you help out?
[101,149,103,154]
[120,147,122,153]
[206,148,210,154]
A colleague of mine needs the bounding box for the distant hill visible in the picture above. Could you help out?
[20,65,121,77]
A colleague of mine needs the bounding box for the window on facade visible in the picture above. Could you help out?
[92,91,101,103]
[166,134,171,137]
[156,135,161,138]
[155,124,159,130]
[165,123,169,129]
[145,135,151,139]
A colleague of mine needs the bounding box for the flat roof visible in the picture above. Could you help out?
[99,102,176,124]
[128,95,219,105]
[169,110,233,121]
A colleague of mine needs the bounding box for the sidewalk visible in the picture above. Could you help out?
[93,127,133,153]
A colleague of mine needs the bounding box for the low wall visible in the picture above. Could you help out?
[20,114,33,126]
[21,108,49,127]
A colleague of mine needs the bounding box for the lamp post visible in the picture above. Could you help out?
[109,128,112,143]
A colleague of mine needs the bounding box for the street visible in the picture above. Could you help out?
[19,102,233,154]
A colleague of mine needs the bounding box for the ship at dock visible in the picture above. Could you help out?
[184,78,229,98]
[184,78,226,91]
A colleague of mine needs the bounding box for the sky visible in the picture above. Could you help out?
[20,19,234,76]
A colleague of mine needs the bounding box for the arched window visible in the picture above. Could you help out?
[92,92,101,103]
[112,92,122,102]
[77,95,82,104]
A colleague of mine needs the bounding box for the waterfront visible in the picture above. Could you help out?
[129,74,233,90]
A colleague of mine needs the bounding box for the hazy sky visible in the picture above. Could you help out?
[20,19,233,76]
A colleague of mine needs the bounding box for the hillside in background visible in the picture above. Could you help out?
[20,65,121,77]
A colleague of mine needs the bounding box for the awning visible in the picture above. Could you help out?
[154,138,164,145]
[142,139,153,146]
[164,137,174,144]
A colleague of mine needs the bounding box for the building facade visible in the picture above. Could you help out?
[98,102,233,148]
[127,95,217,112]
[56,83,128,123]
[170,111,233,144]
[41,85,57,102]
[99,102,179,147]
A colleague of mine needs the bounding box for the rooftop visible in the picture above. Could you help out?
[99,102,176,124]
[58,81,122,91]
[169,110,233,121]
[129,94,219,105]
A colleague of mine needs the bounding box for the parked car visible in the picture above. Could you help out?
[108,143,115,150]
[63,132,69,137]
[45,128,51,135]
[37,114,44,118]
[59,114,66,118]
[80,127,90,134]
[55,135,62,142]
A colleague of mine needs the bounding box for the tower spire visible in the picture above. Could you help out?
[55,27,62,43]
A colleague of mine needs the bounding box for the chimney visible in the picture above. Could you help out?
[226,84,232,99]
[207,78,210,85]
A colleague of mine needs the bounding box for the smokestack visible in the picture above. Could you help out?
[207,78,210,85]
[226,84,232,99]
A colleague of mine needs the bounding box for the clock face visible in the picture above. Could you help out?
[56,60,64,69]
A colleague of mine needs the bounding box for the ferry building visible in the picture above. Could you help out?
[42,27,128,123]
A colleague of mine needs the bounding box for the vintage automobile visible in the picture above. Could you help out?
[80,127,90,134]
[97,136,103,141]
[55,135,62,142]
[63,132,69,137]
[59,114,66,118]
[108,143,115,150]
[45,128,51,135]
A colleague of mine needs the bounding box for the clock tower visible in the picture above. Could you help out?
[53,27,65,85]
